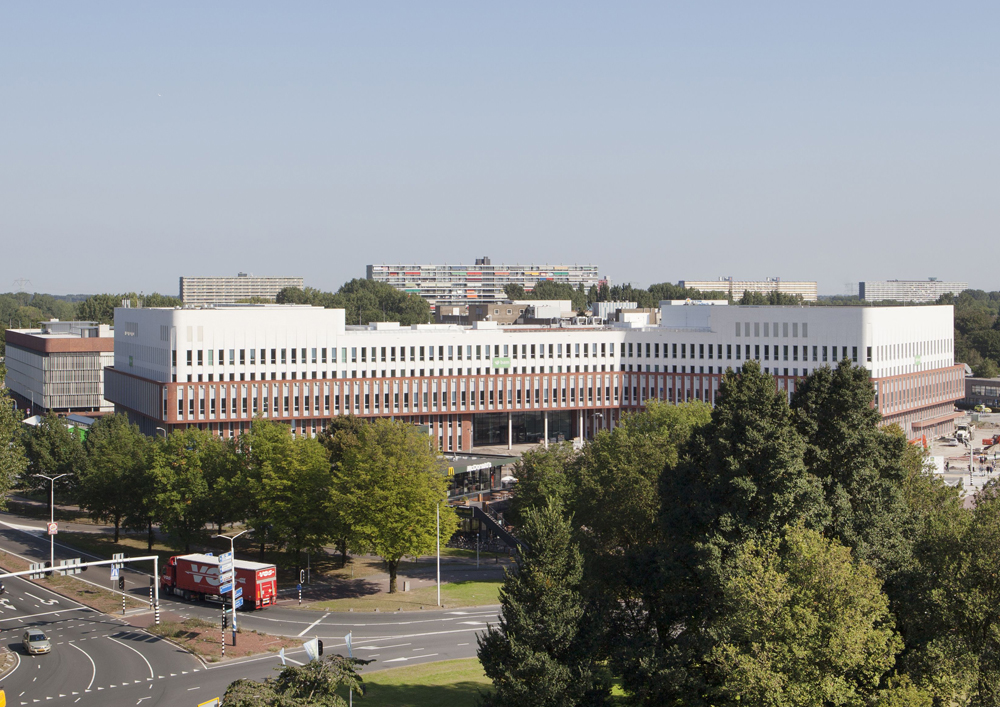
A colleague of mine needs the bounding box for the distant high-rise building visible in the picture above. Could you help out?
[859,279,968,303]
[367,257,602,310]
[179,273,304,305]
[678,278,818,302]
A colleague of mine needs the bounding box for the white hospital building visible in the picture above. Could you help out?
[104,302,963,451]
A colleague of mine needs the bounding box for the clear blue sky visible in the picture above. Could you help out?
[2,3,997,296]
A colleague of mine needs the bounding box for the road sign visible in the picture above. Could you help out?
[303,637,320,661]
[219,551,233,563]
[234,596,244,609]
[345,631,352,658]
[58,558,82,576]
[219,582,233,594]
[234,587,242,599]
[297,583,302,592]
[46,522,57,535]
[110,566,120,580]
[219,559,233,570]
[218,571,233,584]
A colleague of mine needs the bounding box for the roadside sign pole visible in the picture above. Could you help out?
[214,530,247,647]
[35,473,69,574]
[221,605,226,660]
[153,555,160,626]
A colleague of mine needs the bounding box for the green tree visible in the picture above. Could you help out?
[267,436,334,570]
[278,279,431,326]
[78,414,149,542]
[503,283,526,300]
[570,400,711,555]
[232,419,297,559]
[506,443,577,528]
[21,412,86,510]
[223,654,367,707]
[76,292,181,324]
[0,390,27,508]
[318,417,369,566]
[478,502,609,707]
[331,419,457,593]
[151,428,217,553]
[708,525,904,707]
[790,362,913,577]
[625,362,830,705]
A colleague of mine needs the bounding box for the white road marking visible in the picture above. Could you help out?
[384,653,439,663]
[355,643,410,650]
[296,612,330,637]
[69,642,97,691]
[106,635,155,679]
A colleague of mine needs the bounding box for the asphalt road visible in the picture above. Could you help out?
[0,514,497,706]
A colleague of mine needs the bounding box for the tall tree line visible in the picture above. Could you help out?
[19,414,456,590]
[481,360,996,705]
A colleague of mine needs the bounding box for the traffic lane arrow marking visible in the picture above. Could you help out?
[383,653,439,663]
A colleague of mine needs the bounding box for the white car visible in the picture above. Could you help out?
[22,630,51,655]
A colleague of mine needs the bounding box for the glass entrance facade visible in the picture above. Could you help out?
[472,411,573,446]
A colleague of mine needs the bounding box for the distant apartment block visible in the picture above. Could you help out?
[179,273,304,305]
[367,256,602,310]
[4,320,114,415]
[859,279,968,303]
[678,278,818,302]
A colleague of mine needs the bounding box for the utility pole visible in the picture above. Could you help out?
[436,504,441,607]
[34,474,69,571]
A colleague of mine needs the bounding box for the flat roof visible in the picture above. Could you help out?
[177,553,273,571]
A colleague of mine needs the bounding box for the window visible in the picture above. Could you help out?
[764,345,769,361]
[249,349,255,365]
[736,323,741,337]
[681,344,686,359]
[727,344,732,359]
[867,346,872,363]
[793,323,799,337]
[822,346,828,362]
[312,348,317,363]
[783,345,789,361]
[793,345,798,361]
[186,350,192,365]
[852,347,858,363]
[802,323,808,338]
[699,344,704,359]
[783,323,789,337]
[341,348,347,363]
[292,348,297,364]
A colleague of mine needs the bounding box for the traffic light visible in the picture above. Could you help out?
[317,639,323,656]
[118,577,125,591]
[43,561,52,578]
[299,569,305,584]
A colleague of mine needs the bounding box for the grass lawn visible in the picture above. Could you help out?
[358,658,490,707]
[307,580,501,612]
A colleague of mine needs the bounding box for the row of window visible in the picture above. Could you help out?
[170,376,619,420]
[175,342,618,368]
[627,342,862,363]
[734,322,808,338]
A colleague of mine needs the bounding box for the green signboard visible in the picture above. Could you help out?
[492,357,511,369]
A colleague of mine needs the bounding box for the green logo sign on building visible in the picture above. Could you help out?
[492,357,511,369]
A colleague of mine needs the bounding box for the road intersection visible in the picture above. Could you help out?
[0,513,497,705]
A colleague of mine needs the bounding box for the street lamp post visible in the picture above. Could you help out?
[34,474,69,571]
[215,530,247,646]
[155,427,167,439]
[436,504,441,607]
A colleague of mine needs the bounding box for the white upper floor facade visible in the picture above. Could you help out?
[112,303,955,386]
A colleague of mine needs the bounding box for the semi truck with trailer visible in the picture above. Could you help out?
[161,553,278,609]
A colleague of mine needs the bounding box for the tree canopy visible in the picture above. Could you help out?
[277,279,431,325]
